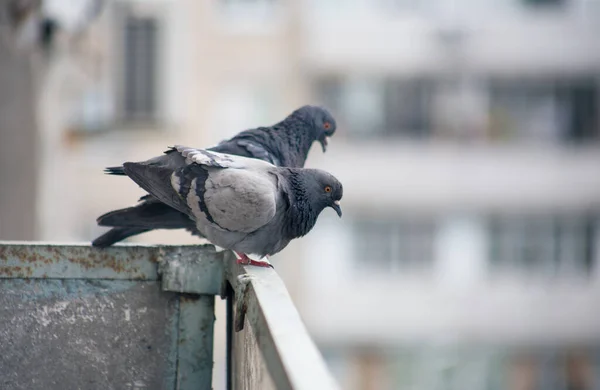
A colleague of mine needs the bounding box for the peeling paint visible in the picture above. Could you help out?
[32,301,70,327]
[0,279,180,390]
[0,243,232,390]
[0,243,160,280]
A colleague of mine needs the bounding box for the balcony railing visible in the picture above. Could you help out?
[0,242,339,390]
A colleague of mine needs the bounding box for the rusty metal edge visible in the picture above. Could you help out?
[0,241,159,280]
[159,245,225,296]
[0,242,224,289]
[225,254,340,390]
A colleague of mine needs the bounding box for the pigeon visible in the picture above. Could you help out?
[92,105,337,247]
[118,146,343,267]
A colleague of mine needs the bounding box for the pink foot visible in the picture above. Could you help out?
[235,252,273,268]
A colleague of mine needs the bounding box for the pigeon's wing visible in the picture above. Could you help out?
[92,227,152,248]
[96,201,193,229]
[122,162,189,215]
[120,146,252,215]
[172,161,278,234]
[117,146,277,235]
[210,138,281,166]
[138,194,155,202]
[105,148,187,176]
[236,139,281,166]
[173,145,276,170]
[210,124,281,162]
[209,138,257,157]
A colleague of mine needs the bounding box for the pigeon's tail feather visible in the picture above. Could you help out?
[122,162,189,215]
[105,149,186,177]
[97,202,192,229]
[92,227,151,248]
[105,166,126,175]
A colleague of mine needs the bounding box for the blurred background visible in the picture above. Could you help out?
[1,0,600,389]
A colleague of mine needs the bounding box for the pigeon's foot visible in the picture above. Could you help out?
[235,252,274,268]
[246,259,273,268]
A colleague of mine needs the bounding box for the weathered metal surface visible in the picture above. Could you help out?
[0,279,179,390]
[177,295,215,390]
[232,319,277,390]
[0,243,226,294]
[159,245,224,295]
[226,283,234,390]
[0,242,160,280]
[225,255,341,390]
[0,242,341,390]
[0,242,226,389]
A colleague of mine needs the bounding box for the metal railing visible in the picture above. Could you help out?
[0,242,339,390]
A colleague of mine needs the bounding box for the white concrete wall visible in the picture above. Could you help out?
[301,0,600,75]
[299,210,600,346]
[304,142,600,213]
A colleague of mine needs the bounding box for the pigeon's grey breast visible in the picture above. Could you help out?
[188,166,295,257]
[185,162,283,255]
[222,175,293,257]
[201,168,278,233]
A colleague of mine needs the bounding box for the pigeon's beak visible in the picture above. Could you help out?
[319,136,329,153]
[331,200,342,218]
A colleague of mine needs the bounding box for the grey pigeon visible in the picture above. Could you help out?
[92,105,337,247]
[119,146,343,267]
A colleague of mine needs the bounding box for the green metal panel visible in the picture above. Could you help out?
[0,279,180,389]
[0,242,159,280]
[177,295,215,390]
[0,242,222,390]
[0,242,225,296]
[159,245,225,295]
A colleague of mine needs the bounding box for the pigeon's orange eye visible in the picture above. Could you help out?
[325,186,332,193]
[324,122,331,130]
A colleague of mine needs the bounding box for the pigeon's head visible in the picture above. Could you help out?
[292,105,337,153]
[303,169,343,218]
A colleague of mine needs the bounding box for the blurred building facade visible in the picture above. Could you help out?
[3,0,600,389]
[299,1,600,390]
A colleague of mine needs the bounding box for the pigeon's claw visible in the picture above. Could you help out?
[235,252,274,268]
[247,259,274,268]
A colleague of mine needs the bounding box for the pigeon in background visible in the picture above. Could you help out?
[92,105,337,247]
[119,146,343,267]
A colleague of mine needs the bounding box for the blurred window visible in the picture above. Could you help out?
[318,76,598,144]
[352,217,435,273]
[316,76,435,139]
[488,80,599,144]
[389,347,508,390]
[379,347,600,390]
[122,14,159,122]
[213,83,276,140]
[563,352,595,390]
[378,0,441,15]
[385,79,434,138]
[218,0,278,21]
[488,215,597,277]
[522,0,566,8]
